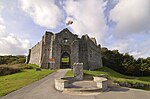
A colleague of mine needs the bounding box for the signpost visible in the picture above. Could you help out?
[49,58,55,63]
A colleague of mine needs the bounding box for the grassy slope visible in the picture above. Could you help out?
[94,67,150,84]
[65,66,150,84]
[0,69,55,96]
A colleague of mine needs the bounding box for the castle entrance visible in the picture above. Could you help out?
[60,52,70,69]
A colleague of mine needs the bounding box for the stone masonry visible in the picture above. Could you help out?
[26,28,103,70]
[73,63,83,80]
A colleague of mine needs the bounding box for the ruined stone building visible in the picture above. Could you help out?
[26,28,103,70]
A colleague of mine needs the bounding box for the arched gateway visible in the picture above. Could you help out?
[60,52,70,68]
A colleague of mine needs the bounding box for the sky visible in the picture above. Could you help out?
[0,0,150,58]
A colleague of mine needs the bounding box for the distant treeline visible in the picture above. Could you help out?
[0,55,26,65]
[101,47,150,76]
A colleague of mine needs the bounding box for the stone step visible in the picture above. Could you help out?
[63,80,103,95]
[63,87,102,95]
[64,86,102,92]
[63,86,110,95]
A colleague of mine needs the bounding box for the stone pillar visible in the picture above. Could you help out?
[73,63,83,80]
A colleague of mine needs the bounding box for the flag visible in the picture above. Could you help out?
[66,20,73,25]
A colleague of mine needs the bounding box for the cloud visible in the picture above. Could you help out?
[64,0,108,43]
[0,34,30,55]
[109,34,150,58]
[0,0,150,59]
[0,25,30,55]
[107,0,150,58]
[0,4,30,55]
[20,0,63,29]
[109,0,150,35]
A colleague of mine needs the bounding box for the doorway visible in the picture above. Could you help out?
[60,52,70,69]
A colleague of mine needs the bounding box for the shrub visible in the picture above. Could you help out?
[0,66,21,76]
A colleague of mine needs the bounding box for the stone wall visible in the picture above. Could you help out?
[52,37,61,69]
[79,35,103,70]
[27,28,103,70]
[70,39,80,68]
[54,28,80,69]
[79,35,88,69]
[73,63,83,80]
[41,31,54,68]
[87,38,103,70]
[29,40,42,66]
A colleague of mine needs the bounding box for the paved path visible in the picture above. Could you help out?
[0,69,150,99]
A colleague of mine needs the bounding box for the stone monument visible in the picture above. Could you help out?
[73,63,83,80]
[55,62,109,94]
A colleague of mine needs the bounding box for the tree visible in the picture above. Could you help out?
[101,47,150,76]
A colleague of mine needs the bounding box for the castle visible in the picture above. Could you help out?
[26,28,103,70]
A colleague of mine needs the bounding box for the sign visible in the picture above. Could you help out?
[61,57,69,63]
[49,58,55,63]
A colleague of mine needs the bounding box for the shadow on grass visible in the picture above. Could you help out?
[83,73,93,80]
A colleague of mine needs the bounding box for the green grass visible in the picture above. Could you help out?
[0,69,55,96]
[65,66,150,85]
[98,67,150,84]
[65,70,74,77]
[26,64,39,68]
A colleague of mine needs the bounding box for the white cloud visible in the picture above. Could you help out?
[64,0,108,43]
[20,0,63,29]
[0,3,30,55]
[0,24,30,55]
[109,35,150,58]
[0,34,30,55]
[110,0,150,35]
[108,0,150,58]
[0,0,150,59]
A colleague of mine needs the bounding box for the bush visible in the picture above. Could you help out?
[0,55,26,65]
[0,64,39,76]
[0,66,21,76]
[114,80,150,90]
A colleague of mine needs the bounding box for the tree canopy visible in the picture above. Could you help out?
[101,47,150,76]
[0,55,26,65]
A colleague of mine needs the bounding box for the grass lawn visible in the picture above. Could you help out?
[0,69,55,96]
[65,66,150,85]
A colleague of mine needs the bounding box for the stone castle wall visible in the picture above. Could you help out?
[79,36,89,69]
[40,32,53,68]
[27,28,103,70]
[29,40,42,66]
[79,35,103,70]
[53,29,80,69]
[87,38,103,70]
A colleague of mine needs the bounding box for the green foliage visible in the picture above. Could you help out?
[0,66,21,76]
[24,64,39,69]
[0,69,55,96]
[0,64,40,76]
[101,47,150,76]
[0,55,26,65]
